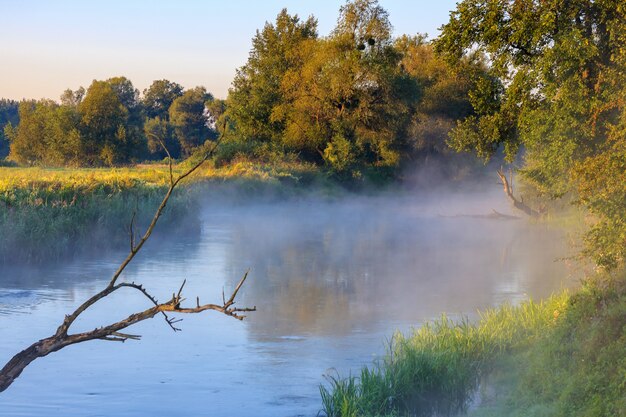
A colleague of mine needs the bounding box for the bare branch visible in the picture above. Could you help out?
[226,270,250,306]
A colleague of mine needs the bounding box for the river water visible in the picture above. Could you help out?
[0,190,580,416]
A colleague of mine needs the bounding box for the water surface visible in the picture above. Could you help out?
[0,191,580,416]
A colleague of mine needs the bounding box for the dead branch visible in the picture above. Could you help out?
[496,168,542,217]
[0,137,254,393]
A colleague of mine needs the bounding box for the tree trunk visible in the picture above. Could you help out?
[497,169,541,217]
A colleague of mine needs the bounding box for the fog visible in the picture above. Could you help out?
[0,176,582,416]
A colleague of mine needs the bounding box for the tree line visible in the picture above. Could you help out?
[2,78,221,166]
[1,0,488,174]
[220,1,487,177]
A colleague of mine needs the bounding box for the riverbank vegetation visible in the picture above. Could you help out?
[0,160,331,263]
[321,273,626,417]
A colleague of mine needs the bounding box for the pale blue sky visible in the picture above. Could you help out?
[0,0,458,101]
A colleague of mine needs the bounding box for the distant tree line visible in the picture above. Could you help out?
[2,78,220,166]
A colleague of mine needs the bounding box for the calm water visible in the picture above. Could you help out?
[0,191,580,416]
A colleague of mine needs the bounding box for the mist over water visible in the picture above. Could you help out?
[0,182,581,416]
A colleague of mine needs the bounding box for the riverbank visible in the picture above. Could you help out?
[0,160,332,263]
[320,272,625,417]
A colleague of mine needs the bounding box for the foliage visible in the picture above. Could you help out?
[277,0,420,171]
[169,87,215,157]
[223,0,483,179]
[79,80,132,165]
[8,100,82,166]
[5,77,217,166]
[225,8,318,144]
[144,116,180,159]
[435,0,626,269]
[142,79,184,120]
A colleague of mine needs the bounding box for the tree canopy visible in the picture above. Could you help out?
[435,0,626,268]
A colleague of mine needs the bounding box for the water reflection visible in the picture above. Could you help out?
[0,192,580,416]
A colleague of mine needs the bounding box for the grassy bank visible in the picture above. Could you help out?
[0,160,329,263]
[320,274,625,417]
[471,275,626,417]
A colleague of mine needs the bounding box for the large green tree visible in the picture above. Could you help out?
[142,80,184,120]
[142,80,185,159]
[79,80,130,165]
[226,9,318,144]
[435,0,626,268]
[8,100,82,166]
[77,77,146,165]
[277,0,419,173]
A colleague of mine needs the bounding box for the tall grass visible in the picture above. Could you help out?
[320,294,570,417]
[470,275,626,417]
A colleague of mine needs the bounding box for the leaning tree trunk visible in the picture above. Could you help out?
[496,169,542,217]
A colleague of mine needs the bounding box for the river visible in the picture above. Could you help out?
[0,189,580,416]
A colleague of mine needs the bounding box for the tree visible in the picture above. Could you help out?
[60,87,85,107]
[106,76,146,161]
[7,99,83,166]
[435,0,626,267]
[0,99,19,159]
[169,86,214,156]
[394,35,488,177]
[277,0,419,173]
[0,142,255,392]
[143,79,184,120]
[79,80,130,165]
[144,116,179,159]
[226,9,318,144]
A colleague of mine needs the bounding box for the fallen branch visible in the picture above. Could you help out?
[0,138,255,393]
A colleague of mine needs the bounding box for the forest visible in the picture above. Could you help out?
[1,0,625,416]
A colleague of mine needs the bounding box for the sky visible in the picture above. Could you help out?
[0,0,459,101]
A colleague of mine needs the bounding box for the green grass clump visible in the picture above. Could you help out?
[321,273,626,417]
[320,295,569,417]
[470,275,626,417]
